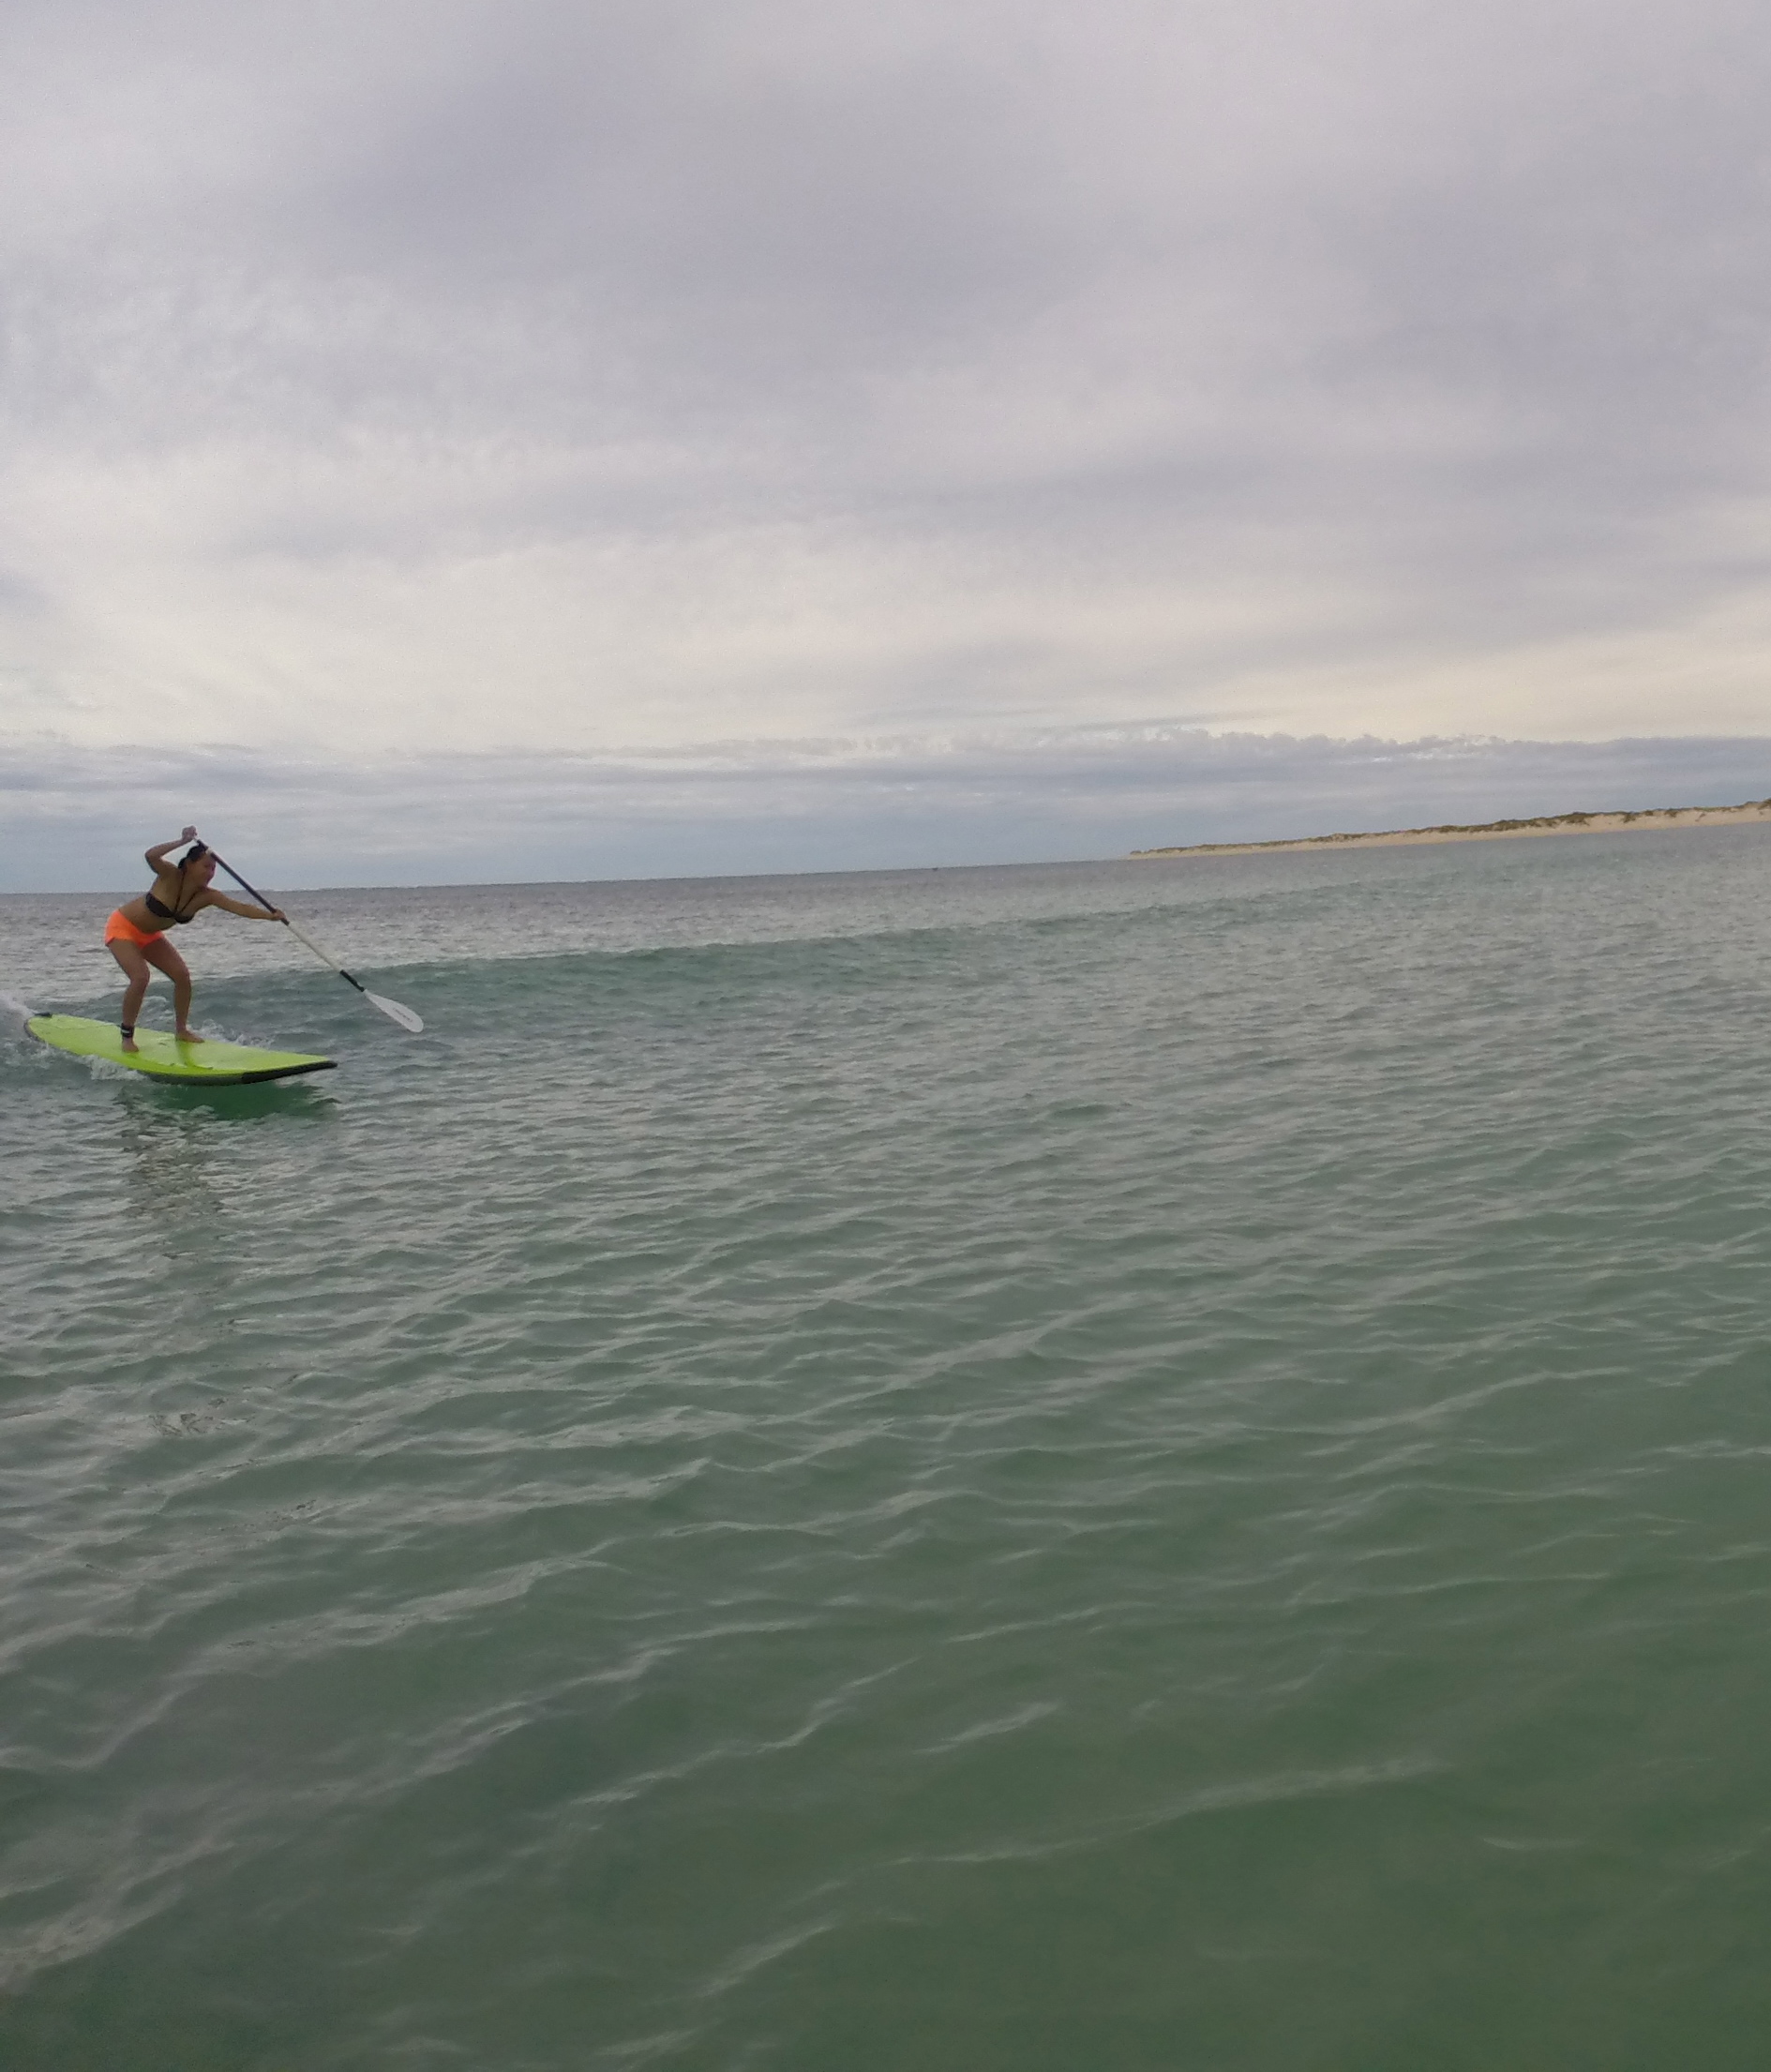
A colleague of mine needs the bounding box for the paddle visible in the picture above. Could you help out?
[203,848,425,1034]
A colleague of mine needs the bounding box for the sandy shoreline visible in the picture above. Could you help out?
[1131,799,1771,859]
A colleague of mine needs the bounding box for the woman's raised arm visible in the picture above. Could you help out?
[144,824,199,870]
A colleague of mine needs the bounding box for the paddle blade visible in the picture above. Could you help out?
[367,991,424,1034]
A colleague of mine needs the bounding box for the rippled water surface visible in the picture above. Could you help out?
[6,834,1771,2071]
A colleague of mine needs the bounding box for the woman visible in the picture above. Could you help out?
[106,827,286,1051]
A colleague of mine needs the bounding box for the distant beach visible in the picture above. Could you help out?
[1132,797,1771,859]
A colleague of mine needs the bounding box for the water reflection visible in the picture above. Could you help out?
[115,1080,338,1249]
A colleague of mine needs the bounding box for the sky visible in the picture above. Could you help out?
[5,0,1771,887]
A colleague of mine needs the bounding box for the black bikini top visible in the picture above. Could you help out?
[143,888,197,924]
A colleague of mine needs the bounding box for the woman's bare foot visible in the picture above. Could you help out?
[174,1028,206,1044]
[121,1037,139,1053]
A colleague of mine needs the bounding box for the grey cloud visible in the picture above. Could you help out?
[5,1,1771,768]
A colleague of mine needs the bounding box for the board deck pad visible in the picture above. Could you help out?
[27,1014,338,1085]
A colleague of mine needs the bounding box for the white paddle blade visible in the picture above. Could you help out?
[368,991,424,1033]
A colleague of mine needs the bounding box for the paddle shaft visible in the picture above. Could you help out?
[205,849,374,998]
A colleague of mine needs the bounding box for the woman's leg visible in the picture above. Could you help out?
[143,937,203,1040]
[106,940,151,1048]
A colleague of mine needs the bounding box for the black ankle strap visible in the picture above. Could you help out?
[120,1024,134,1038]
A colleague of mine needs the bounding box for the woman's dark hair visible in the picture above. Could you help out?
[181,842,210,864]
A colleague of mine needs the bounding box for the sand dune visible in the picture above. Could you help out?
[1132,799,1771,859]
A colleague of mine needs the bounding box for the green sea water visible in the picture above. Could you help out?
[5,832,1771,2071]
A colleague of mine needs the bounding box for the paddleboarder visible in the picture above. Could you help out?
[106,828,285,1051]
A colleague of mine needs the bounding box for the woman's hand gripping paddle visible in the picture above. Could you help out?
[205,848,425,1033]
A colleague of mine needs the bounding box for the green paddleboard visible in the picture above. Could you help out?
[26,1014,337,1086]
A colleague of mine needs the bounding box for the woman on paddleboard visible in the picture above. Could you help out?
[106,828,285,1051]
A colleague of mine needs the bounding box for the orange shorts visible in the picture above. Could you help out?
[105,908,163,951]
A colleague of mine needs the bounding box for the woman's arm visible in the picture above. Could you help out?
[203,891,287,921]
[144,824,199,871]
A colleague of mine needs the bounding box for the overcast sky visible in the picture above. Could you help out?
[5,0,1771,884]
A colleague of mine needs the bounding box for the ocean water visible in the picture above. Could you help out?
[5,831,1771,2072]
